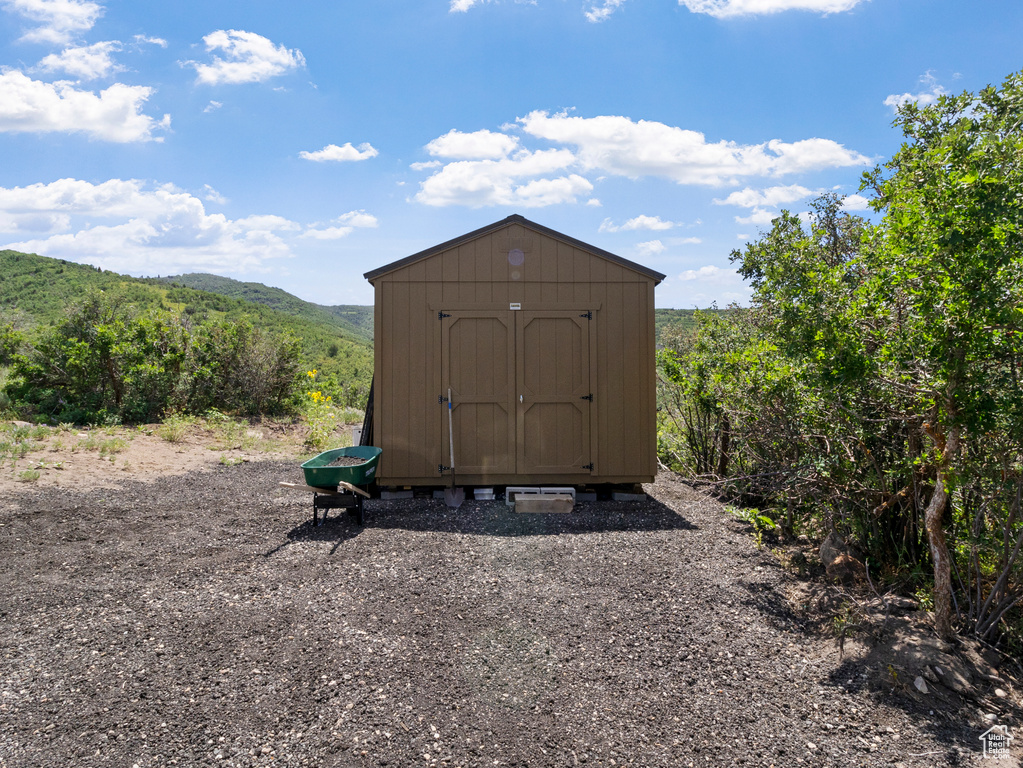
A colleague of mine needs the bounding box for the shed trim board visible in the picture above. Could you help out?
[364,214,666,285]
[430,302,603,312]
[367,215,659,487]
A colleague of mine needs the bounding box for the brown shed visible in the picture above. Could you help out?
[363,214,665,488]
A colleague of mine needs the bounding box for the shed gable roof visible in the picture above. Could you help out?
[364,214,666,284]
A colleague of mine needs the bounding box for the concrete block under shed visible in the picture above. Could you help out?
[505,486,576,507]
[514,494,575,514]
[380,489,414,500]
[612,491,648,501]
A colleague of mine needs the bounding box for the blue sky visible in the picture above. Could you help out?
[1,0,1020,308]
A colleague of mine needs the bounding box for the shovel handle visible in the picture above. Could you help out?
[448,388,455,477]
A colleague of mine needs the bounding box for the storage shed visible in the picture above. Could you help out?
[363,214,665,488]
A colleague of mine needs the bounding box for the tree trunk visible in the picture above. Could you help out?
[716,412,730,478]
[923,421,959,639]
[104,355,123,406]
[924,470,954,638]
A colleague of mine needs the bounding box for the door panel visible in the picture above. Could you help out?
[516,312,591,474]
[442,313,515,475]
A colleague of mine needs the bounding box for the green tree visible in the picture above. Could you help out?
[7,292,304,423]
[0,321,22,366]
[862,71,1023,637]
[660,71,1023,643]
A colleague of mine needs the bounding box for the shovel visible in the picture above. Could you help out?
[444,387,465,508]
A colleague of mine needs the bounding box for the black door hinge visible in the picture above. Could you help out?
[582,463,594,471]
[580,393,593,401]
[438,464,451,474]
[579,311,592,319]
[438,394,449,404]
[438,312,451,319]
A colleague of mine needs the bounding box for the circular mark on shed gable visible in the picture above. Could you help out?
[508,248,525,266]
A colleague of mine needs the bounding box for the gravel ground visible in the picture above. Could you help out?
[0,461,1014,767]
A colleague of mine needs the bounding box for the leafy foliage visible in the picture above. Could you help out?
[658,70,1023,644]
[655,307,730,346]
[0,250,373,409]
[0,319,22,366]
[6,294,303,424]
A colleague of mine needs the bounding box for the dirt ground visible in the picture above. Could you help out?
[0,425,1020,767]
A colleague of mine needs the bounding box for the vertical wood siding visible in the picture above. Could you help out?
[371,224,657,485]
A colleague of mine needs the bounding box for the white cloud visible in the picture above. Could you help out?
[449,0,860,21]
[301,227,353,241]
[0,178,303,274]
[586,198,602,207]
[302,210,378,240]
[675,236,702,245]
[518,111,868,186]
[414,112,867,208]
[299,142,378,163]
[636,240,665,257]
[586,0,627,22]
[675,264,751,306]
[599,215,676,232]
[2,0,103,44]
[0,209,69,233]
[203,100,222,113]
[233,214,300,231]
[133,34,167,48]
[186,30,306,86]
[511,175,594,207]
[37,41,122,80]
[735,208,778,226]
[679,0,865,18]
[413,148,591,208]
[841,193,871,211]
[335,210,378,228]
[714,184,812,208]
[426,129,519,160]
[884,72,948,112]
[0,70,169,142]
[202,184,226,204]
[765,138,870,176]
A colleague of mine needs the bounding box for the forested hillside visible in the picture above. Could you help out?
[0,251,373,418]
[155,273,374,344]
[655,308,731,346]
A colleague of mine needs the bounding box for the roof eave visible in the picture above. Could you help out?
[363,214,666,285]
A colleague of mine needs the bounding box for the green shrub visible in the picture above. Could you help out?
[659,71,1023,644]
[4,292,303,424]
[158,414,195,443]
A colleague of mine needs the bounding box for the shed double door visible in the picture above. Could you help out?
[442,310,592,476]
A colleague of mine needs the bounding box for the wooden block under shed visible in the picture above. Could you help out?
[513,494,575,514]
